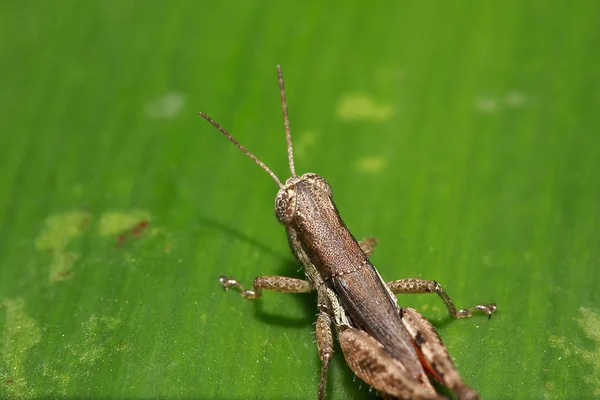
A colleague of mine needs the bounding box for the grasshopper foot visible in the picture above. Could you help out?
[218,276,258,298]
[456,303,497,319]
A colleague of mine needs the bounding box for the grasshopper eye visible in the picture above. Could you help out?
[275,187,297,225]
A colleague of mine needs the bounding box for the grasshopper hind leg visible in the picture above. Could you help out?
[338,327,445,400]
[401,307,480,400]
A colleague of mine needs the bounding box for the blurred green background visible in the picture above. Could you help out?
[1,1,599,399]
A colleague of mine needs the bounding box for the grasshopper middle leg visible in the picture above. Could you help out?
[358,237,378,258]
[386,278,496,318]
[219,275,313,299]
[221,274,333,399]
[315,310,333,400]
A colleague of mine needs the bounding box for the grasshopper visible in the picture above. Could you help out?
[199,66,496,400]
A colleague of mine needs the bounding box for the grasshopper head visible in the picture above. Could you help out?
[275,173,332,225]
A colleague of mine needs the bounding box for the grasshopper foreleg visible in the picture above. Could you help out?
[401,307,480,400]
[219,275,312,299]
[386,278,496,318]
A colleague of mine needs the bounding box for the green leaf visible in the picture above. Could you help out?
[1,1,599,399]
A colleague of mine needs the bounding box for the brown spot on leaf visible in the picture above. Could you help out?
[115,220,150,247]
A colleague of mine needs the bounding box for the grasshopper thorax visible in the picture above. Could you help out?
[275,173,332,225]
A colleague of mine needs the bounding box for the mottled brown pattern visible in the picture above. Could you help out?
[219,275,311,299]
[252,276,312,293]
[339,328,442,400]
[282,175,426,377]
[402,308,480,400]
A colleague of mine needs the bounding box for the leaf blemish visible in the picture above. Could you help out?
[35,210,91,282]
[0,298,42,397]
[98,210,151,237]
[355,156,387,173]
[146,92,187,119]
[336,94,394,122]
[549,307,600,396]
[116,220,151,247]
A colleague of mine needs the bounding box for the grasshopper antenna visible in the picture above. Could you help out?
[198,112,283,187]
[276,65,296,177]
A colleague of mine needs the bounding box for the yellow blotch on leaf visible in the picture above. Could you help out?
[98,210,151,237]
[549,307,600,396]
[35,210,91,282]
[1,298,42,398]
[336,94,394,122]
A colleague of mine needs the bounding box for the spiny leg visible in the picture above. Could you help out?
[359,237,378,258]
[401,308,480,400]
[338,327,444,400]
[219,275,312,299]
[386,278,496,318]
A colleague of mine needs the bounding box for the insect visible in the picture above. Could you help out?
[199,66,496,400]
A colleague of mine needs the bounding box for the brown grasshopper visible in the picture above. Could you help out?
[199,66,496,400]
